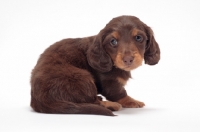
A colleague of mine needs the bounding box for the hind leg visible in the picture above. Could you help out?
[49,66,99,104]
[31,65,100,110]
[100,101,122,111]
[117,96,145,108]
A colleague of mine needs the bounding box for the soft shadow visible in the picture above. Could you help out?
[114,107,165,115]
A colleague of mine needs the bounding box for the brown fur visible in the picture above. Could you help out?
[117,77,127,86]
[100,101,122,111]
[117,95,145,108]
[30,15,160,116]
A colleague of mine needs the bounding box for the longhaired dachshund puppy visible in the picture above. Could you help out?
[30,15,160,116]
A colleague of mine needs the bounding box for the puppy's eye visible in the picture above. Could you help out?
[135,35,143,42]
[110,38,118,46]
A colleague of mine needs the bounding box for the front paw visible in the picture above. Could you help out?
[117,96,145,108]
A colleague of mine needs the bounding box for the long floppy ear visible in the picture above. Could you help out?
[144,26,160,65]
[87,31,113,73]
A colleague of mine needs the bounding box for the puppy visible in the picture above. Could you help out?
[30,15,160,116]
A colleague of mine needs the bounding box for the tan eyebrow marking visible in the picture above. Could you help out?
[132,29,139,36]
[111,31,120,39]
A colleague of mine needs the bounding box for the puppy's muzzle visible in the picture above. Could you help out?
[123,56,134,66]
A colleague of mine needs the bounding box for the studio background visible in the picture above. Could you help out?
[0,0,200,132]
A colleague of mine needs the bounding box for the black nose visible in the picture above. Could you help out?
[123,56,134,65]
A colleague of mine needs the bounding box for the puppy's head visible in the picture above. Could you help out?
[87,16,160,72]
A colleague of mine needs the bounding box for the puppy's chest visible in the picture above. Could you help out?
[115,71,131,86]
[96,68,131,86]
[116,76,128,86]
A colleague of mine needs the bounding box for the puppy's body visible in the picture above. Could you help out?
[31,16,160,116]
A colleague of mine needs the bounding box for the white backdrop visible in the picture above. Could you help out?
[1,0,200,132]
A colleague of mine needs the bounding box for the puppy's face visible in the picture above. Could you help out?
[103,28,147,71]
[87,16,160,73]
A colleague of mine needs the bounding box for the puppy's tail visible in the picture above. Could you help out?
[31,100,115,116]
[72,103,115,116]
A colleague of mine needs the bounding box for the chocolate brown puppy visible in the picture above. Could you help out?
[30,15,160,116]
